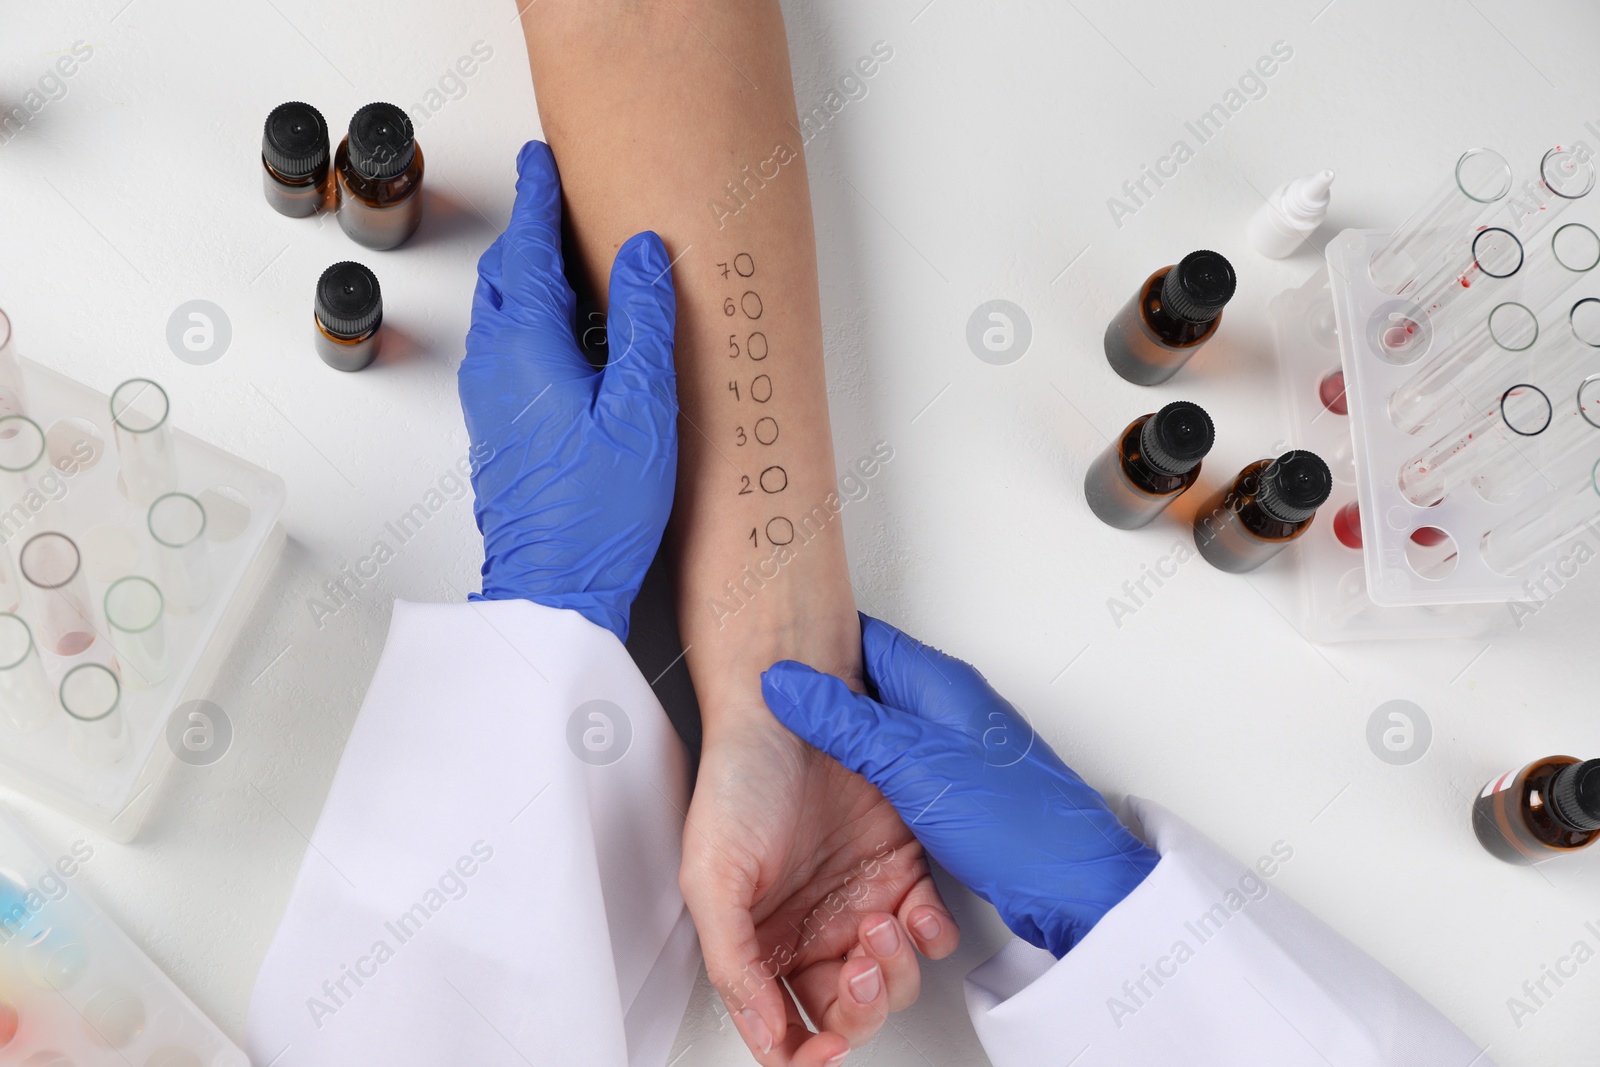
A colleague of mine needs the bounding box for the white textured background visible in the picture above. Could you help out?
[3,1,1600,1064]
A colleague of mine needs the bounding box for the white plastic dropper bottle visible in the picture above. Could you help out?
[1247,170,1334,258]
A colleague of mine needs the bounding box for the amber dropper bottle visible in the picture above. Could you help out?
[336,102,425,250]
[262,101,331,218]
[1192,450,1332,573]
[1474,756,1600,865]
[314,262,383,372]
[1105,250,1237,386]
[1085,401,1215,530]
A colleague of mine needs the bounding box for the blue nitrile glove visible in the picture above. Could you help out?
[761,614,1159,958]
[458,141,678,641]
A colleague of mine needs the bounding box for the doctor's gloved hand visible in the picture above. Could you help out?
[458,141,678,642]
[761,615,1159,959]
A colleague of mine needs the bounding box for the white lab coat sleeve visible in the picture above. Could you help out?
[244,599,699,1067]
[963,798,1494,1067]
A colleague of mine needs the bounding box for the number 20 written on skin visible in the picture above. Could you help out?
[717,253,791,548]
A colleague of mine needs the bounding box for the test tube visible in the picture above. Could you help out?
[0,308,28,426]
[1473,373,1600,503]
[1388,301,1540,433]
[0,415,51,514]
[104,576,168,690]
[0,614,56,733]
[1500,144,1598,239]
[59,663,128,767]
[110,378,177,507]
[1481,457,1600,575]
[1369,148,1513,295]
[19,533,99,657]
[1398,384,1554,506]
[148,492,208,612]
[1408,226,1523,328]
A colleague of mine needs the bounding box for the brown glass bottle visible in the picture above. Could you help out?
[1105,251,1236,386]
[1193,451,1332,573]
[1474,756,1600,864]
[336,102,424,251]
[1085,401,1215,529]
[314,261,383,372]
[262,102,331,218]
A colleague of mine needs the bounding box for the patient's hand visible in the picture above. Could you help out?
[682,697,960,1065]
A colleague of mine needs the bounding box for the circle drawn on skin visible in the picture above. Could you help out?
[566,699,632,766]
[741,291,763,319]
[1366,700,1432,766]
[750,374,773,402]
[966,299,1032,365]
[753,417,779,446]
[165,300,232,366]
[734,253,755,278]
[759,466,787,494]
[765,517,794,546]
[747,332,769,361]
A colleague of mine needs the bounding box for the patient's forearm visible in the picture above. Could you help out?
[521,0,862,719]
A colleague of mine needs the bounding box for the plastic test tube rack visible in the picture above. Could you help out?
[1267,269,1503,642]
[0,357,284,839]
[1328,227,1600,605]
[0,804,247,1064]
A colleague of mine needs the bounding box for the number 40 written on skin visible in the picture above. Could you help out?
[718,253,793,549]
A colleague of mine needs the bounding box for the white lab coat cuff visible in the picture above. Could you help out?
[964,798,1493,1067]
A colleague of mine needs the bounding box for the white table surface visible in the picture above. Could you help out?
[4,1,1599,1064]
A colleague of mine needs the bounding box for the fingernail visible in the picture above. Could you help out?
[849,962,882,1005]
[910,912,942,943]
[825,1053,849,1067]
[864,918,899,957]
[738,1007,773,1054]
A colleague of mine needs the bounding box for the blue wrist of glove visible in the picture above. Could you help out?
[761,614,1158,958]
[458,141,679,642]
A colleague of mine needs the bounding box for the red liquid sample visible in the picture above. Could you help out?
[1411,526,1449,547]
[1333,501,1362,548]
[1318,370,1348,415]
[54,631,95,657]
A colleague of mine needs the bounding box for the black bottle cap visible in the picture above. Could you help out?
[315,262,382,338]
[1550,759,1600,833]
[1160,250,1237,325]
[1139,401,1215,476]
[346,102,416,180]
[1256,450,1332,523]
[263,101,329,178]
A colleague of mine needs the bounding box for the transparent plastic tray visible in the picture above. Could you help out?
[0,803,246,1064]
[1328,228,1599,605]
[1269,269,1503,641]
[0,358,284,840]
